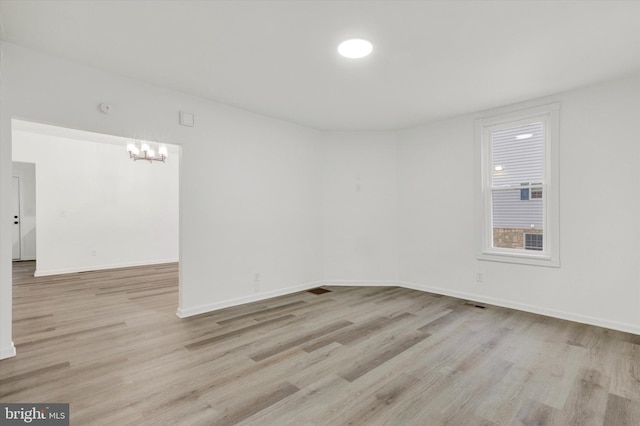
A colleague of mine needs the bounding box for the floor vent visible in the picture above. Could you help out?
[307,288,332,295]
[464,302,487,309]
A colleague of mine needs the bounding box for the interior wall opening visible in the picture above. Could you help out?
[10,118,181,336]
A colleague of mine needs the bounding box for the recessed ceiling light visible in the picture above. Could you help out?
[515,133,533,140]
[338,39,373,58]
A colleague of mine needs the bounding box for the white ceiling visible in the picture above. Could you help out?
[1,0,639,130]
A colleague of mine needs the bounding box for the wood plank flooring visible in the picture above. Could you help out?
[1,261,639,425]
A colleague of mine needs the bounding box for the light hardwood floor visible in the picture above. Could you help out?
[1,261,639,425]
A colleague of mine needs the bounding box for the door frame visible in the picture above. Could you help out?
[11,176,21,260]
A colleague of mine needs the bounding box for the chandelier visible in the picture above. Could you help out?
[126,140,168,163]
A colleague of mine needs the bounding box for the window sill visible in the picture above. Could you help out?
[478,251,560,268]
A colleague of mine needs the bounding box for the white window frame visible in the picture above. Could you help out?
[476,103,560,267]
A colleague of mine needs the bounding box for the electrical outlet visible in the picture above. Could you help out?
[254,273,260,282]
[91,250,97,257]
[476,272,485,282]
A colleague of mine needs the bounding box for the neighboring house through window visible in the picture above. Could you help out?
[476,103,560,267]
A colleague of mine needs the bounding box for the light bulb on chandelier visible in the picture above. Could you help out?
[126,140,168,163]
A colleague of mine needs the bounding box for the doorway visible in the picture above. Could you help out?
[12,161,37,262]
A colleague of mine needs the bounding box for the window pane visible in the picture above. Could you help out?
[491,122,545,251]
[492,122,544,187]
[492,187,543,249]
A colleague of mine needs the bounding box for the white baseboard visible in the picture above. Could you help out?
[176,280,325,318]
[177,276,639,336]
[0,341,16,360]
[322,280,399,287]
[34,258,179,277]
[398,281,640,336]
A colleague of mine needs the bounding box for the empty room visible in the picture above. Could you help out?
[0,1,639,425]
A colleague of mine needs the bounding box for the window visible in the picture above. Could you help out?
[476,103,559,267]
[531,188,543,199]
[524,233,543,251]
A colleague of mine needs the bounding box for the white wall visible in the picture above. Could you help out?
[11,161,36,260]
[398,74,640,334]
[321,132,398,283]
[12,128,179,275]
[178,109,323,316]
[0,42,323,358]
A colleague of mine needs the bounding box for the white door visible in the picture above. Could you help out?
[12,177,21,260]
